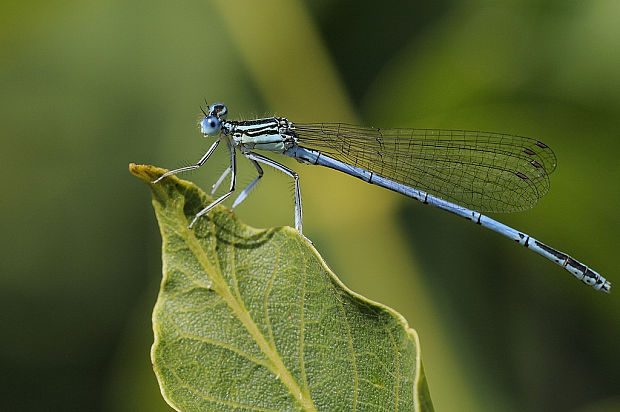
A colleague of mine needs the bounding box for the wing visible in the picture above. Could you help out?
[292,123,557,213]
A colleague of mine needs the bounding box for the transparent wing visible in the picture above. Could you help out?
[292,123,557,213]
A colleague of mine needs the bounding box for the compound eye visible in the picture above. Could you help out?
[200,115,221,136]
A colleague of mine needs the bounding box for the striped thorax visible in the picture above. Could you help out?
[223,117,297,154]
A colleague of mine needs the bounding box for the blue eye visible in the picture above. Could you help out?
[200,116,221,136]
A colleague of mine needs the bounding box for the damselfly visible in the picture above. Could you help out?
[154,102,610,293]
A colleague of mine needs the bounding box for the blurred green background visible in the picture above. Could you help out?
[2,1,619,411]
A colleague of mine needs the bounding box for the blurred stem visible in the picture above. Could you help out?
[210,0,356,121]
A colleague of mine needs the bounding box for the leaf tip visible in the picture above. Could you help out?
[129,163,168,184]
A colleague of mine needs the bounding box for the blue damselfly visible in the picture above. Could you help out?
[154,102,610,293]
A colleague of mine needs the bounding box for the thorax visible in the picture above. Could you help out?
[223,117,297,153]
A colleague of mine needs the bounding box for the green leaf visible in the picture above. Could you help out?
[130,163,434,412]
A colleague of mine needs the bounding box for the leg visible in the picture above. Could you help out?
[152,139,221,183]
[245,152,303,236]
[188,139,236,228]
[211,166,231,195]
[231,158,263,208]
